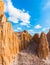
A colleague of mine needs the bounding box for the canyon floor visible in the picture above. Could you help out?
[11,42,50,65]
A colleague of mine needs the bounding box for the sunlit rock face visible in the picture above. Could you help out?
[0,18,20,65]
[47,30,50,50]
[0,1,20,65]
[0,1,32,65]
[38,32,49,59]
[0,0,50,65]
[15,30,32,51]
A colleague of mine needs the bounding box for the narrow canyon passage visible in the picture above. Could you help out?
[11,42,50,65]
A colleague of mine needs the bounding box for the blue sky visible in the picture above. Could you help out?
[3,0,50,35]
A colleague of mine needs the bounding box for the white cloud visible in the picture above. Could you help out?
[8,17,19,23]
[26,24,33,28]
[20,22,30,26]
[20,23,32,28]
[42,27,49,31]
[14,27,22,32]
[28,30,35,35]
[14,29,18,32]
[28,30,34,33]
[34,24,42,29]
[3,0,30,24]
[17,27,22,30]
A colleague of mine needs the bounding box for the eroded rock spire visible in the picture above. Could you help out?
[38,32,49,59]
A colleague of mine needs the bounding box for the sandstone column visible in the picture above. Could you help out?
[38,32,49,59]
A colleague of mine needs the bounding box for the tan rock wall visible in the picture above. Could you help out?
[0,14,32,65]
[15,31,32,51]
[38,32,49,59]
[31,34,40,53]
[0,18,20,65]
[47,30,50,49]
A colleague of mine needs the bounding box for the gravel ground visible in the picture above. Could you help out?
[10,42,50,65]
